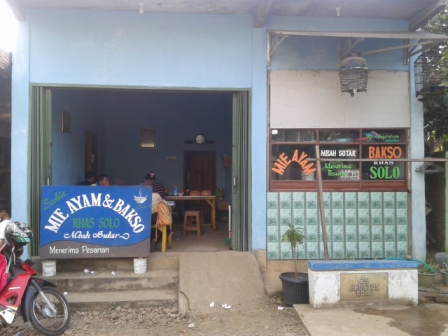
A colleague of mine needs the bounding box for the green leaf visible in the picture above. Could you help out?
[281,224,305,248]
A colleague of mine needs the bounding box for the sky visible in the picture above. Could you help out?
[0,0,18,52]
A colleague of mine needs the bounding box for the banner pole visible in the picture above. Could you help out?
[316,145,329,260]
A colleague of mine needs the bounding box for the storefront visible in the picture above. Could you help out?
[6,0,447,262]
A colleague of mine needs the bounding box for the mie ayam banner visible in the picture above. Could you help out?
[40,186,152,259]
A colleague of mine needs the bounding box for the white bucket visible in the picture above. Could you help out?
[42,260,56,277]
[133,258,147,274]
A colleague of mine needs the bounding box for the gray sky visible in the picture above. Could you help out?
[0,0,18,51]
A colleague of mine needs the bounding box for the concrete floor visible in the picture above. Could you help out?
[153,221,231,253]
[295,303,448,336]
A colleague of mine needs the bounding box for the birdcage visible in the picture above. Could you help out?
[414,53,444,97]
[339,53,368,96]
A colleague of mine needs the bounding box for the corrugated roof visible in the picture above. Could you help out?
[5,0,447,30]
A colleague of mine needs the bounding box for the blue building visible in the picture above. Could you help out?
[5,0,448,265]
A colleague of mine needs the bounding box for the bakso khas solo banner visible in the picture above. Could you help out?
[40,186,152,258]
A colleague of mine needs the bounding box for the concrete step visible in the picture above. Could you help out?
[41,269,178,293]
[65,289,177,311]
[29,253,181,311]
[178,252,266,315]
[31,252,180,272]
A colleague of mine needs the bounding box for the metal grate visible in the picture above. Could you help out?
[414,53,444,97]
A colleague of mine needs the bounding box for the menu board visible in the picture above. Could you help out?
[271,128,406,182]
[362,145,405,180]
[319,146,359,180]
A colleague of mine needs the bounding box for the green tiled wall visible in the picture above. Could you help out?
[266,192,409,260]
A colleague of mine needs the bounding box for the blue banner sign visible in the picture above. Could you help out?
[40,186,152,259]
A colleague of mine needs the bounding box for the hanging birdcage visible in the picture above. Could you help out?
[414,52,444,97]
[339,53,368,96]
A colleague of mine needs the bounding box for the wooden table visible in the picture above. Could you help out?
[165,195,216,230]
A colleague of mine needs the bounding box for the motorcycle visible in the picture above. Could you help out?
[0,221,70,335]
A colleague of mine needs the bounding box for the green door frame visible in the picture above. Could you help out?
[232,91,252,251]
[29,86,52,255]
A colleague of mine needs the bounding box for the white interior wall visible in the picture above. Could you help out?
[269,70,410,128]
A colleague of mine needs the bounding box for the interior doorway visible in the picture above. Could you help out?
[184,150,216,222]
[184,151,216,191]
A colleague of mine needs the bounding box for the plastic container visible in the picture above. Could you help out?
[42,260,57,277]
[418,272,435,287]
[279,272,309,305]
[442,270,448,286]
[134,258,147,274]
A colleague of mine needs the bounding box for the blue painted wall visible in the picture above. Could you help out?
[267,16,409,32]
[102,91,232,190]
[11,21,30,226]
[28,10,254,88]
[268,36,408,71]
[50,90,233,197]
[51,89,105,185]
[266,16,409,71]
[21,9,262,247]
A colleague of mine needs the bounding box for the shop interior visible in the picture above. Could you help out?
[51,88,234,252]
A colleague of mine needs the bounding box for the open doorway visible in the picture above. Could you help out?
[184,151,216,192]
[29,87,250,253]
[183,150,216,222]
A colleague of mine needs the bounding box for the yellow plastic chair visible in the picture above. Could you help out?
[152,203,173,252]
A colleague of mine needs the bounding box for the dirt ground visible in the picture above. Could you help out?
[7,294,310,336]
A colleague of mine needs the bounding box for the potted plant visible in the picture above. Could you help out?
[418,261,437,288]
[278,224,309,305]
[441,264,448,286]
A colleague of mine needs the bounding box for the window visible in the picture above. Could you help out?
[270,128,408,191]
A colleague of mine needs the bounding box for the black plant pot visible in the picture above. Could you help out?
[279,272,309,305]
